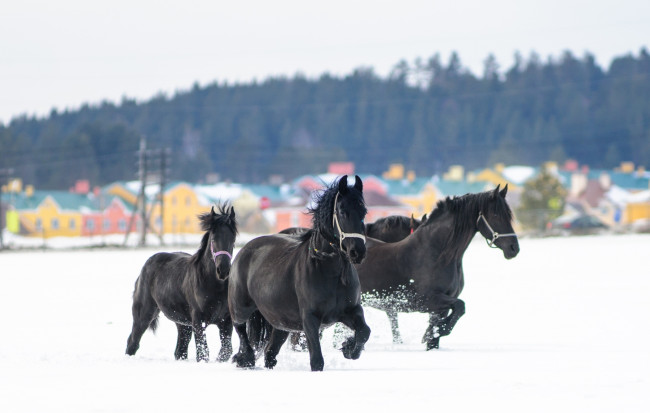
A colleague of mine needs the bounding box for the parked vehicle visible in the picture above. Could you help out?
[547,214,609,236]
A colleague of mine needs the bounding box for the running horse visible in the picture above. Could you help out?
[355,185,519,350]
[228,175,370,371]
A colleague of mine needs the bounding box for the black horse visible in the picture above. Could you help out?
[355,185,519,350]
[281,213,424,349]
[228,175,370,371]
[125,205,237,362]
[365,214,425,243]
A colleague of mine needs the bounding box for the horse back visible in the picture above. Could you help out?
[134,251,195,323]
[230,234,358,331]
[354,241,412,294]
[229,235,303,326]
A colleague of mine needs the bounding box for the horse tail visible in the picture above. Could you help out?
[247,310,272,353]
[149,314,159,333]
[131,262,159,333]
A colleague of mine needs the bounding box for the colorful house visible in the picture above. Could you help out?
[9,190,92,238]
[81,196,136,236]
[384,178,438,218]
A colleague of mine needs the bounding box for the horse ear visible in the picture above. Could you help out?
[422,213,427,222]
[500,184,508,198]
[338,175,349,194]
[229,205,236,218]
[354,175,363,193]
[211,206,216,216]
[493,184,501,197]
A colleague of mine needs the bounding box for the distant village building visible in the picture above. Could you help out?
[2,161,649,240]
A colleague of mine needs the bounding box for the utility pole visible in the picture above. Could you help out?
[138,137,148,246]
[123,138,170,248]
[0,167,14,250]
[124,136,148,247]
[158,148,171,244]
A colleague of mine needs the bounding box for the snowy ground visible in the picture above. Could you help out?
[0,234,648,412]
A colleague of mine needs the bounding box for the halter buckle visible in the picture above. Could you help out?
[477,212,517,249]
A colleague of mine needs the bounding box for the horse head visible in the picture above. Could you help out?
[333,175,368,264]
[201,204,238,280]
[476,184,520,259]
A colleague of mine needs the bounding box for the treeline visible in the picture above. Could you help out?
[1,49,649,188]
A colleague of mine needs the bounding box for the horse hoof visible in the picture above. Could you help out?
[264,357,277,369]
[232,352,255,368]
[217,350,232,363]
[341,337,362,360]
[425,339,440,351]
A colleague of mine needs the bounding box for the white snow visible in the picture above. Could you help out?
[0,234,648,412]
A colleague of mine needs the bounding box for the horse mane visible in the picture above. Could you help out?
[307,177,366,243]
[191,203,238,264]
[368,216,411,232]
[422,190,513,263]
[298,177,366,260]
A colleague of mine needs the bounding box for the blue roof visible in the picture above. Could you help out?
[435,180,491,197]
[4,190,94,211]
[383,178,433,196]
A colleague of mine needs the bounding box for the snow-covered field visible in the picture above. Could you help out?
[0,234,648,412]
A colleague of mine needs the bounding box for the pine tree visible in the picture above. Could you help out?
[517,166,568,231]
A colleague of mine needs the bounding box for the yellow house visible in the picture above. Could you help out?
[13,191,90,238]
[383,179,439,217]
[467,163,518,189]
[104,180,246,235]
[627,202,650,223]
[105,181,139,205]
[152,182,208,234]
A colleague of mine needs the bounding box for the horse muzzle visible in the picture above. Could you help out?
[344,238,366,264]
[501,239,520,260]
[216,259,231,280]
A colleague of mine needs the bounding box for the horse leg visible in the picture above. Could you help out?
[232,322,256,368]
[191,318,210,362]
[174,324,192,360]
[339,305,371,360]
[422,299,466,350]
[264,328,290,369]
[215,315,233,362]
[125,294,159,356]
[422,313,443,350]
[386,309,403,344]
[438,299,466,337]
[302,313,325,371]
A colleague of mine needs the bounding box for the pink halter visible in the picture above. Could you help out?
[210,242,232,264]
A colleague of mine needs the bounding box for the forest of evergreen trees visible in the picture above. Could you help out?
[1,49,649,189]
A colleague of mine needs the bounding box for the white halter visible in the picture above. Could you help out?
[332,191,366,250]
[477,212,517,248]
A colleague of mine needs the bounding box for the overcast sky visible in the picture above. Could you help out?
[1,0,648,124]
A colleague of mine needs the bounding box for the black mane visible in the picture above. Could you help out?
[192,203,238,264]
[422,190,513,262]
[367,215,411,232]
[307,177,366,243]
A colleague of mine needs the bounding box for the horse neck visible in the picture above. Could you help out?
[417,207,479,262]
[308,228,345,263]
[192,232,217,279]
